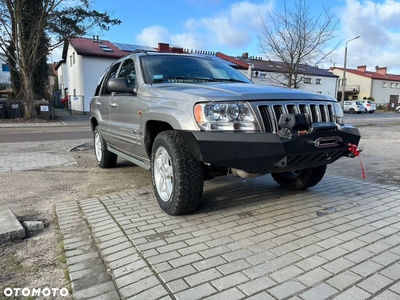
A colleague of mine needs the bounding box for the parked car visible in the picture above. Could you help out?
[90,50,361,215]
[359,100,376,113]
[396,105,400,113]
[343,101,365,114]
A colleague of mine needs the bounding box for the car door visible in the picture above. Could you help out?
[93,63,121,142]
[108,58,141,155]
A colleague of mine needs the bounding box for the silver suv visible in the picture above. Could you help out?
[90,50,361,215]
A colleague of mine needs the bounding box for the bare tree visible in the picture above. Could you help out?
[0,0,120,118]
[258,0,339,88]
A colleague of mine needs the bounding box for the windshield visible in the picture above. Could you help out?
[140,55,252,84]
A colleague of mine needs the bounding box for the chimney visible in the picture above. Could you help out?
[242,52,249,59]
[171,46,183,54]
[158,42,170,52]
[376,67,387,75]
[357,65,367,72]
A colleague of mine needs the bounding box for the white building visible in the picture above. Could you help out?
[56,37,130,113]
[228,53,338,98]
[330,65,400,109]
[0,54,11,89]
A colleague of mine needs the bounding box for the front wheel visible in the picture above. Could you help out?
[151,131,204,215]
[94,126,117,168]
[271,165,327,190]
[349,108,355,114]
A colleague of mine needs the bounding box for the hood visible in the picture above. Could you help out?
[149,82,336,102]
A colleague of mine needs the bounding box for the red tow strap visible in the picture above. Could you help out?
[347,143,366,179]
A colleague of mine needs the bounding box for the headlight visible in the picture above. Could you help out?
[333,103,345,125]
[194,102,260,131]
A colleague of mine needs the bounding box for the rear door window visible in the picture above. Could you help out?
[100,62,121,96]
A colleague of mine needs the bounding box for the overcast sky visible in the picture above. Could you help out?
[50,0,400,74]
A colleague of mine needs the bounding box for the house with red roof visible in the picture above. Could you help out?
[56,36,139,112]
[330,65,400,109]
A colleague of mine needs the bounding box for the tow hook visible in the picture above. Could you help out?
[346,143,366,179]
[347,143,363,158]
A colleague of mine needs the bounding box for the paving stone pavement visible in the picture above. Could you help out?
[56,174,400,300]
[0,140,81,172]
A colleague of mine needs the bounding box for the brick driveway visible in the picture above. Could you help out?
[57,174,400,300]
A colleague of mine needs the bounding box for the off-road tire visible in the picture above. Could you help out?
[94,126,117,168]
[271,165,327,190]
[151,130,204,215]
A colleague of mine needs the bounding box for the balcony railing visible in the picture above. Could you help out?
[338,85,360,94]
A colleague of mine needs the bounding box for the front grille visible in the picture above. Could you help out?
[257,102,335,132]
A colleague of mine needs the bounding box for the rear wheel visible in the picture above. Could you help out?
[151,131,204,215]
[94,126,117,168]
[271,165,327,190]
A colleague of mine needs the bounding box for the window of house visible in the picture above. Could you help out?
[303,77,311,84]
[260,73,266,78]
[73,52,76,64]
[315,78,321,85]
[383,82,387,88]
[396,83,400,89]
[390,82,394,88]
[69,55,72,67]
[1,64,10,72]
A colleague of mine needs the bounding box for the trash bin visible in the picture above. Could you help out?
[6,100,23,119]
[0,100,6,119]
[38,104,50,119]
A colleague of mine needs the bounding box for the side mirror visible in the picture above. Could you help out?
[107,78,135,94]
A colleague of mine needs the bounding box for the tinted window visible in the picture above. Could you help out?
[94,69,109,96]
[101,62,121,95]
[118,59,136,87]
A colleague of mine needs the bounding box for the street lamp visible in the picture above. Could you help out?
[341,36,360,107]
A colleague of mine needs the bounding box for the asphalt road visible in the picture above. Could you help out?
[0,126,92,143]
[344,110,400,125]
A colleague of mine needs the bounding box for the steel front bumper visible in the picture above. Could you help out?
[177,125,361,174]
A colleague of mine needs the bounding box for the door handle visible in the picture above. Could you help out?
[109,102,117,108]
[95,101,101,106]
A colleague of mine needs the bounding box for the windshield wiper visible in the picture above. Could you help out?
[211,78,249,83]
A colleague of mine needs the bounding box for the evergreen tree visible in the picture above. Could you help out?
[0,0,121,118]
